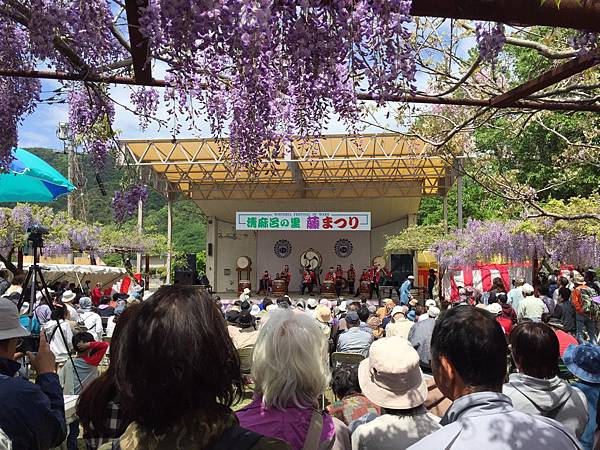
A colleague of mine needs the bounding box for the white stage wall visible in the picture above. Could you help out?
[256,230,371,292]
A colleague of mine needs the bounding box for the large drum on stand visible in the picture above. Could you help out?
[359,280,371,295]
[238,280,251,295]
[272,279,288,297]
[321,280,335,298]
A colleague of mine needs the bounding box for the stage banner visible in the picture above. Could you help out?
[236,212,371,231]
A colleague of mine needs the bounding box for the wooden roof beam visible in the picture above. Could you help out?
[124,0,152,84]
[410,0,600,32]
[491,50,600,107]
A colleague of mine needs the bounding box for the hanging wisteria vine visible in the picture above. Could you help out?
[138,0,417,166]
[433,219,600,269]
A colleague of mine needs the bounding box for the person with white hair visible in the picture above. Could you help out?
[237,309,351,450]
[517,283,545,322]
[385,306,414,339]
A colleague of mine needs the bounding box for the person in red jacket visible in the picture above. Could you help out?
[91,283,103,307]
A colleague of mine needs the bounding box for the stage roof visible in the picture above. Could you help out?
[121,134,453,202]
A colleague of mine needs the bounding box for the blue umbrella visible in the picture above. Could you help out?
[0,148,75,202]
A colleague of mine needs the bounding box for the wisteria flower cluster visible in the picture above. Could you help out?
[130,87,160,131]
[139,0,417,166]
[433,219,600,269]
[111,184,149,224]
[569,31,599,53]
[475,22,506,64]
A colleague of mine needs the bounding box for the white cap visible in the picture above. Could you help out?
[338,301,347,312]
[486,303,503,315]
[428,306,440,318]
[408,275,415,280]
[521,283,535,294]
[425,299,437,308]
[391,305,407,317]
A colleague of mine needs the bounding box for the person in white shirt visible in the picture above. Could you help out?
[77,297,103,341]
[43,305,73,364]
[517,284,546,322]
[385,306,414,339]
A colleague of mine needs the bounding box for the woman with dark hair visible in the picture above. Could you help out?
[486,277,507,304]
[77,304,139,450]
[98,286,290,450]
[503,322,588,438]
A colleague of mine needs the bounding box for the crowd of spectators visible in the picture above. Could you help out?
[0,268,599,450]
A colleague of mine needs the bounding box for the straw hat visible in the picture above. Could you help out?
[62,290,76,303]
[315,305,332,323]
[358,337,427,409]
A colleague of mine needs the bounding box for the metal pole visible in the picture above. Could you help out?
[443,194,449,233]
[457,174,464,229]
[67,142,75,264]
[166,193,173,284]
[136,198,143,274]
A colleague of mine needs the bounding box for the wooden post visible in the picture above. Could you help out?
[166,193,173,284]
[443,194,449,233]
[145,254,150,288]
[136,198,143,274]
[457,174,464,229]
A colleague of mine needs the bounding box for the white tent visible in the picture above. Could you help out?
[21,263,127,290]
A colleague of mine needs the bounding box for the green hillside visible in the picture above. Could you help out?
[22,148,207,255]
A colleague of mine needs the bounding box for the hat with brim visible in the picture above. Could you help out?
[425,299,437,308]
[574,273,585,285]
[62,290,76,303]
[316,305,332,323]
[358,336,427,409]
[486,303,503,315]
[564,343,600,383]
[243,288,251,295]
[0,299,30,340]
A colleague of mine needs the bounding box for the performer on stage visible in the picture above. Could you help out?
[282,264,291,287]
[259,270,272,294]
[369,265,381,301]
[347,264,356,294]
[325,267,336,282]
[334,264,344,297]
[301,266,314,295]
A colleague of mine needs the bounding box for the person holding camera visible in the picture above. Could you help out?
[0,298,67,450]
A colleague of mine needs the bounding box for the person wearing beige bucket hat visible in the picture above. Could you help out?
[352,337,441,449]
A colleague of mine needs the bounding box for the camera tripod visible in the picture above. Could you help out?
[15,232,83,390]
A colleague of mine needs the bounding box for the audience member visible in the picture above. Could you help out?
[61,290,79,322]
[77,305,138,449]
[384,305,413,339]
[503,322,588,438]
[43,304,73,366]
[356,306,372,335]
[0,269,10,296]
[508,277,526,312]
[316,305,333,339]
[517,283,545,321]
[564,343,600,450]
[408,306,582,450]
[352,337,441,450]
[105,301,126,338]
[0,299,67,450]
[546,317,579,357]
[553,278,576,334]
[408,306,439,372]
[327,365,380,427]
[306,298,318,317]
[336,311,374,358]
[231,311,259,350]
[96,296,115,318]
[101,286,290,450]
[237,308,350,449]
[571,274,597,344]
[78,297,104,341]
[63,332,110,450]
[2,272,25,301]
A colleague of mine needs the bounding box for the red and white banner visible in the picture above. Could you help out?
[444,263,531,301]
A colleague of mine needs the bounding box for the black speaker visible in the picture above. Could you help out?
[174,270,194,285]
[186,253,197,272]
[391,254,414,280]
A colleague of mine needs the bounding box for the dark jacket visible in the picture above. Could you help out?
[0,357,67,450]
[553,300,577,333]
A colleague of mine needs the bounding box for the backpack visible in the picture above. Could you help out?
[579,285,600,319]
